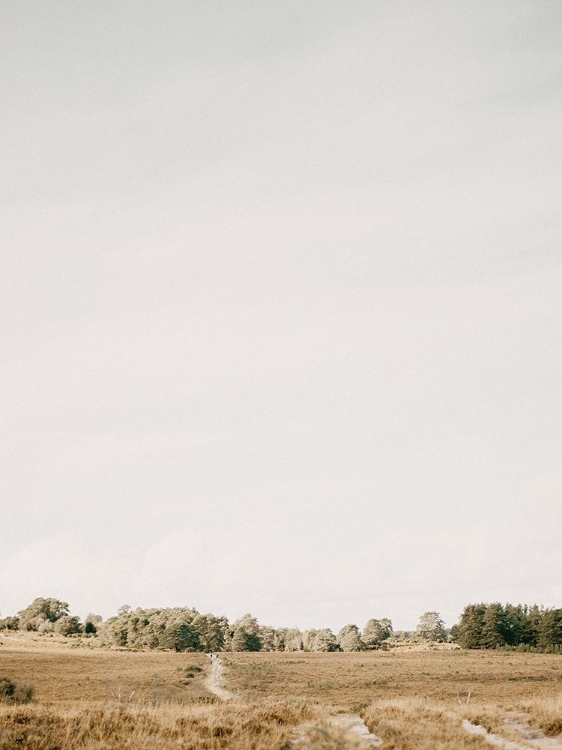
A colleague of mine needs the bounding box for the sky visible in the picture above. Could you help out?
[1,1,561,633]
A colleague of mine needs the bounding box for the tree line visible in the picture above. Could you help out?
[1,598,561,653]
[454,602,562,652]
[0,598,447,652]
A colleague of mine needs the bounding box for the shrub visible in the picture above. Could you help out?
[0,616,20,631]
[54,615,82,636]
[0,676,35,703]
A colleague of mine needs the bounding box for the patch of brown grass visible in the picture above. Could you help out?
[362,699,488,749]
[513,694,562,736]
[2,642,562,748]
[0,645,210,706]
[293,720,367,749]
[224,649,562,708]
[0,699,318,749]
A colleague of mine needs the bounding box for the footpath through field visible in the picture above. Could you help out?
[203,653,234,700]
[205,653,382,747]
[463,718,562,749]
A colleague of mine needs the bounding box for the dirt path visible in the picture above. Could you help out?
[463,719,562,749]
[203,654,234,701]
[326,715,383,747]
[290,715,382,748]
[203,654,381,747]
[504,719,562,749]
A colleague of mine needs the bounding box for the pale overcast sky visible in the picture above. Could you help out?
[1,1,561,632]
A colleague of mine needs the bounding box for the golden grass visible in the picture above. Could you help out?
[223,648,562,707]
[0,644,211,705]
[1,641,562,748]
[0,699,319,749]
[512,693,562,736]
[362,699,483,749]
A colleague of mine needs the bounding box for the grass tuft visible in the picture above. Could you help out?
[0,676,35,704]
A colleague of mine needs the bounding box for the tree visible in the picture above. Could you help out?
[338,624,364,652]
[84,614,103,635]
[503,604,529,647]
[526,605,542,648]
[416,612,446,642]
[230,614,262,651]
[457,604,486,649]
[0,616,20,631]
[480,603,509,649]
[283,628,304,652]
[190,614,226,652]
[18,598,70,631]
[259,626,276,651]
[160,622,199,652]
[448,623,460,643]
[362,618,393,649]
[537,609,562,651]
[311,628,339,652]
[54,615,82,636]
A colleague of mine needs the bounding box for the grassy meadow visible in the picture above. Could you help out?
[1,637,562,748]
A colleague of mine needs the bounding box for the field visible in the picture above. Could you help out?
[1,637,562,748]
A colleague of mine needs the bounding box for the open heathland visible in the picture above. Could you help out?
[1,637,562,748]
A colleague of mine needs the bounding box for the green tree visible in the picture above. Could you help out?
[338,624,364,652]
[259,626,276,651]
[457,604,486,649]
[18,598,70,631]
[537,609,562,651]
[283,628,303,652]
[480,603,508,649]
[54,615,82,636]
[160,622,199,651]
[84,614,103,635]
[311,628,339,652]
[526,605,542,648]
[362,618,393,649]
[190,614,226,652]
[230,614,262,651]
[416,611,446,642]
[503,604,530,646]
[0,616,20,631]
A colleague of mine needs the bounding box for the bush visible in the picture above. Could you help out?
[0,616,20,631]
[0,676,35,703]
[54,615,82,636]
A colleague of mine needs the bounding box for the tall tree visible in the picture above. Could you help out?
[18,598,70,631]
[480,603,508,649]
[230,614,262,651]
[416,612,446,642]
[338,624,364,652]
[362,618,393,649]
[457,604,486,649]
[537,609,562,651]
[311,628,339,652]
[190,614,226,652]
[160,622,199,652]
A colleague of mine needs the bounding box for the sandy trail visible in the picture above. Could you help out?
[326,715,383,747]
[203,654,234,701]
[463,719,562,749]
[203,654,380,746]
[504,719,562,749]
[290,715,382,748]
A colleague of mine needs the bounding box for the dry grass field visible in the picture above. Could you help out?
[1,636,562,748]
[225,648,562,706]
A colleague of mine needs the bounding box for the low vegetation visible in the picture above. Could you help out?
[1,639,562,748]
[0,699,321,749]
[0,676,34,704]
